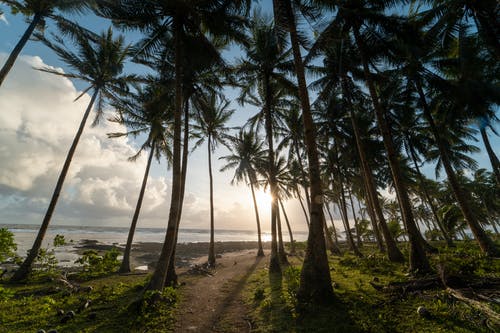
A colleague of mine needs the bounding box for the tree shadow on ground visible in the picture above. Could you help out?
[198,256,265,332]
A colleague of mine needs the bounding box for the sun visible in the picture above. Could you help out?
[255,189,273,208]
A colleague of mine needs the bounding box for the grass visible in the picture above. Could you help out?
[0,274,177,333]
[243,241,500,333]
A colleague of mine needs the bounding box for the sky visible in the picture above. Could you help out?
[0,4,498,235]
[0,3,312,234]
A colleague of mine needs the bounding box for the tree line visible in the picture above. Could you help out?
[1,0,498,306]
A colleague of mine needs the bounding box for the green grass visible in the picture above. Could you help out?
[244,241,499,333]
[0,274,177,333]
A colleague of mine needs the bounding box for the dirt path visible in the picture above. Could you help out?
[173,250,267,333]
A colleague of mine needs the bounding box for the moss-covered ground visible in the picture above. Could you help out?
[243,241,500,333]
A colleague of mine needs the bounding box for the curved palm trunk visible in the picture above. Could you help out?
[296,188,310,227]
[321,207,341,255]
[347,187,362,248]
[342,78,390,255]
[294,142,311,213]
[165,99,190,286]
[406,138,454,247]
[362,182,385,251]
[276,202,289,265]
[274,0,334,304]
[11,89,99,282]
[207,137,216,267]
[415,81,499,257]
[338,184,362,257]
[279,199,295,254]
[325,203,339,246]
[250,179,265,256]
[354,29,429,273]
[345,83,397,257]
[147,20,184,291]
[120,146,155,273]
[263,74,281,274]
[480,127,500,185]
[0,13,42,87]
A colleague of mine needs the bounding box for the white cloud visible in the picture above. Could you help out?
[0,14,8,26]
[0,53,311,233]
[0,54,172,227]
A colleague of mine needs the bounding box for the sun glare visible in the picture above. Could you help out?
[255,189,273,208]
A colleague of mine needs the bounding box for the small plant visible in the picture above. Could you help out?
[0,228,17,263]
[283,266,301,304]
[75,248,121,278]
[31,248,59,279]
[254,287,265,302]
[53,234,67,247]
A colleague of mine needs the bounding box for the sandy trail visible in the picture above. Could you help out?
[173,250,267,333]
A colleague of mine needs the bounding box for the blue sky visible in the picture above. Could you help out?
[0,3,498,234]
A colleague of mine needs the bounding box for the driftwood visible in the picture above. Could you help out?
[187,264,214,276]
[447,287,500,329]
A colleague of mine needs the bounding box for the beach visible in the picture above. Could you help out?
[3,224,297,270]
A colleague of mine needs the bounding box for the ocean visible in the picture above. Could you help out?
[2,224,308,267]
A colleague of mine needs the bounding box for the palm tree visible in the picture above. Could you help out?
[236,13,295,275]
[0,0,91,87]
[108,83,172,273]
[388,18,499,255]
[11,27,133,281]
[220,129,267,257]
[420,0,500,57]
[192,93,234,267]
[273,0,335,303]
[95,0,249,291]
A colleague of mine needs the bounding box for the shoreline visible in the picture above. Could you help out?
[70,239,272,271]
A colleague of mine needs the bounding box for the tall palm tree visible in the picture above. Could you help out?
[273,0,335,303]
[220,129,267,257]
[11,27,133,281]
[192,93,234,267]
[0,0,91,87]
[388,19,499,255]
[108,83,172,273]
[236,14,295,275]
[313,0,430,273]
[95,0,249,291]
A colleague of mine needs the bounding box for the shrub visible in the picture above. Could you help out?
[75,248,121,278]
[0,228,17,263]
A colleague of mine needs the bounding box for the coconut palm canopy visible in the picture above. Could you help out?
[0,0,499,296]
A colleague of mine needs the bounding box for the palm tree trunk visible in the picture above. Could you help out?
[0,13,42,87]
[322,208,341,255]
[120,145,155,273]
[354,29,429,273]
[347,187,362,248]
[165,99,190,286]
[406,138,454,247]
[263,73,280,274]
[338,182,362,257]
[415,80,499,257]
[296,188,310,227]
[342,78,390,255]
[274,0,334,304]
[325,203,339,245]
[250,179,265,257]
[276,200,289,265]
[279,199,295,254]
[11,89,99,282]
[147,19,184,291]
[207,137,216,267]
[294,142,311,213]
[480,127,500,185]
[362,183,385,251]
